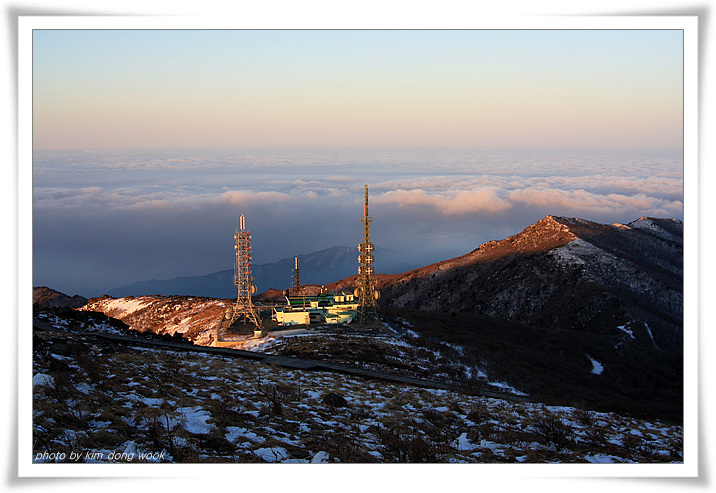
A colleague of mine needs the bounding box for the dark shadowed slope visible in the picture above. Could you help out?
[318,216,682,352]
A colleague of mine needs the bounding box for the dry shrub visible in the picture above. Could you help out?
[420,408,460,444]
[205,399,249,428]
[319,429,366,462]
[534,414,573,451]
[75,349,105,383]
[376,426,442,463]
[200,430,237,456]
[573,408,595,427]
[466,402,490,423]
[255,381,302,416]
[135,405,178,457]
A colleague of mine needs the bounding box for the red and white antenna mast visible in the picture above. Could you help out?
[231,214,261,327]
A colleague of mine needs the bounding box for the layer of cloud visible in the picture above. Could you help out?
[31,148,685,297]
[374,189,513,215]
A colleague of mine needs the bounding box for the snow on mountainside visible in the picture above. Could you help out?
[33,303,684,463]
[371,215,682,352]
[80,214,682,354]
[79,295,229,346]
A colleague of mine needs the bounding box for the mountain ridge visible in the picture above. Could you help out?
[48,214,683,353]
[306,215,682,353]
[33,286,89,309]
[37,214,684,423]
[384,215,682,349]
[106,245,418,298]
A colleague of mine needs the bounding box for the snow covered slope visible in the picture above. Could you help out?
[80,295,229,346]
[32,307,683,464]
[373,215,683,351]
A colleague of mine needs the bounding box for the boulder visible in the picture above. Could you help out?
[321,392,348,407]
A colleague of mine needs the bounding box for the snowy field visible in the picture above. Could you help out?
[32,310,683,464]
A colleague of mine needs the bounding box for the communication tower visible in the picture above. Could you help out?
[355,183,380,325]
[290,255,303,296]
[230,214,261,328]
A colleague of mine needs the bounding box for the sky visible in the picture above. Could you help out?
[30,27,686,297]
[32,29,683,151]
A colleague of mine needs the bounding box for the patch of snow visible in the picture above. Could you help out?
[140,397,165,407]
[617,323,636,339]
[608,437,624,446]
[75,382,95,394]
[490,380,527,396]
[587,355,604,375]
[177,407,215,435]
[101,298,151,316]
[544,405,575,415]
[88,420,112,429]
[629,218,682,243]
[225,427,247,443]
[33,373,54,388]
[304,390,322,400]
[585,453,627,463]
[311,451,330,463]
[254,446,288,462]
[226,427,264,444]
[552,238,602,265]
[403,328,419,338]
[478,439,506,454]
[644,323,660,349]
[122,441,138,456]
[451,433,477,451]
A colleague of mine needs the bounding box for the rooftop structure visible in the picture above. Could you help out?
[273,292,359,326]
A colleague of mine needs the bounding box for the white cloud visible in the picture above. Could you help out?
[375,188,512,215]
[220,190,293,205]
[32,148,685,296]
[507,187,683,217]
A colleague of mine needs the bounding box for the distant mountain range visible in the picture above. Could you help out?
[105,246,419,299]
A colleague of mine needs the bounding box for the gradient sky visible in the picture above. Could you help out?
[33,29,683,151]
[30,28,686,297]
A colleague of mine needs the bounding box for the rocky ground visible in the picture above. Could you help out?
[32,307,683,464]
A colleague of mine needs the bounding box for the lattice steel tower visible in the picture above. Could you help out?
[356,183,380,325]
[290,255,303,296]
[231,214,261,327]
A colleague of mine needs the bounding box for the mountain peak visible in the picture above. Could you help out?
[33,286,88,308]
[628,217,683,243]
[479,215,579,256]
[378,214,683,352]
